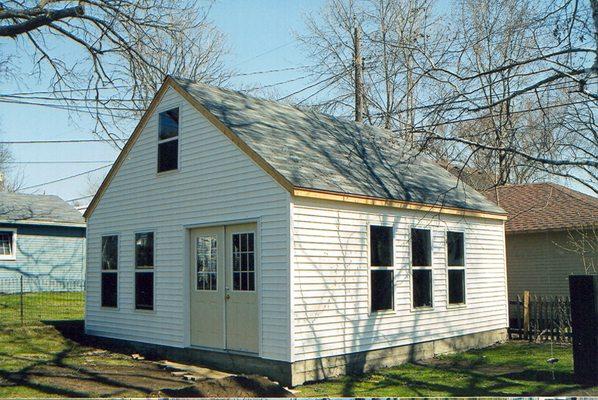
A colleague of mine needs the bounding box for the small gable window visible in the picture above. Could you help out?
[0,230,16,260]
[158,108,179,173]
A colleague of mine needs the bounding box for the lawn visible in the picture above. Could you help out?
[0,323,179,397]
[0,291,84,326]
[297,341,598,397]
[1,292,596,398]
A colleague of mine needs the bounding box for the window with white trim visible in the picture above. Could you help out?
[411,228,432,308]
[135,232,154,310]
[101,235,118,308]
[447,231,465,305]
[369,225,394,311]
[157,108,179,172]
[0,230,15,260]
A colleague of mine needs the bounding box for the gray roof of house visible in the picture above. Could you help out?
[175,77,504,214]
[0,192,85,227]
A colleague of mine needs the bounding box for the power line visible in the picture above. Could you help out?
[0,98,141,113]
[0,139,126,144]
[233,40,295,68]
[66,194,95,202]
[19,164,113,191]
[6,160,114,164]
[231,65,314,77]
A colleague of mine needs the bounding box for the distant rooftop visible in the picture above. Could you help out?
[0,192,86,227]
[484,183,598,233]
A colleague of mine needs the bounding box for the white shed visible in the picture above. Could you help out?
[84,76,509,386]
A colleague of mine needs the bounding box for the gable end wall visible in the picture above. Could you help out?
[85,87,291,361]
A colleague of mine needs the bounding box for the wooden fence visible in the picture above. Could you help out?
[509,291,572,342]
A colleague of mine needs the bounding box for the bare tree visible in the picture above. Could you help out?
[557,226,598,274]
[0,0,229,146]
[419,0,597,192]
[299,0,597,193]
[297,0,439,137]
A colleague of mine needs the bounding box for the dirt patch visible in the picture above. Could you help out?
[154,375,294,398]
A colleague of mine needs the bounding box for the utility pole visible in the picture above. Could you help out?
[354,24,364,123]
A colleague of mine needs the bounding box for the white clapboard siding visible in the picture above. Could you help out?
[85,87,291,361]
[290,197,507,361]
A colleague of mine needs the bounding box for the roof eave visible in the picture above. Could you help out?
[0,219,86,228]
[293,187,508,221]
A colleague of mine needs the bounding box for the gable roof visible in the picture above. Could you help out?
[85,76,506,220]
[484,183,598,233]
[0,192,85,227]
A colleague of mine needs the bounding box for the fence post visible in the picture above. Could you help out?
[523,290,530,340]
[20,275,24,325]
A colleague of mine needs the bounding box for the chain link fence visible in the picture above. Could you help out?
[0,275,85,326]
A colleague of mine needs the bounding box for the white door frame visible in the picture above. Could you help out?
[182,217,262,356]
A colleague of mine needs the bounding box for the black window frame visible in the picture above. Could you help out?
[101,235,118,308]
[157,107,179,173]
[447,231,466,305]
[369,225,394,312]
[411,228,433,309]
[135,232,155,310]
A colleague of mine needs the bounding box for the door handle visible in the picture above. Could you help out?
[225,294,230,300]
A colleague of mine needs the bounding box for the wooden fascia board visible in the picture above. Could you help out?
[83,80,172,219]
[292,187,508,221]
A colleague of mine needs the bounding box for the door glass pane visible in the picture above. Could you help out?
[196,235,217,291]
[232,232,255,291]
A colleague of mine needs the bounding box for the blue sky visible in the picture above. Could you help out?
[0,0,324,203]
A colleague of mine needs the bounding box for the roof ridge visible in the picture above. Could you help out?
[172,76,396,138]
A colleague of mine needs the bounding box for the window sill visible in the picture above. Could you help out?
[0,256,16,261]
[156,169,180,177]
[100,306,119,311]
[134,307,155,314]
[370,308,395,316]
[447,303,467,309]
[412,306,434,313]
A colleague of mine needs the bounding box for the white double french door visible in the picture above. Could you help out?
[189,223,259,353]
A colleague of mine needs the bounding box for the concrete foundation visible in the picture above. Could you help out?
[87,328,507,387]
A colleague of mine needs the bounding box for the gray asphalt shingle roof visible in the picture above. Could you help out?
[0,192,85,226]
[175,77,504,214]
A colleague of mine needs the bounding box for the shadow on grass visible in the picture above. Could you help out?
[0,320,184,397]
[332,360,585,398]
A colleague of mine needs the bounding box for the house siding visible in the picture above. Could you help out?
[506,230,596,298]
[0,224,86,291]
[85,87,291,361]
[290,197,507,362]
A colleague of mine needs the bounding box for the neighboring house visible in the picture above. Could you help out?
[84,76,509,386]
[0,193,86,288]
[485,183,598,299]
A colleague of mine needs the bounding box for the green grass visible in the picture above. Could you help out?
[0,324,137,398]
[297,342,598,397]
[0,292,84,326]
